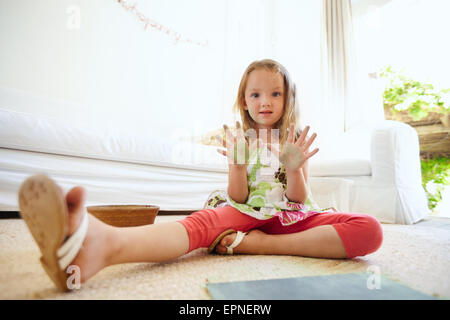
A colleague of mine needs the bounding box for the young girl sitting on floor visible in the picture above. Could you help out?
[18,59,383,292]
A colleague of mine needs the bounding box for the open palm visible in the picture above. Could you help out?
[216,121,251,166]
[277,123,319,171]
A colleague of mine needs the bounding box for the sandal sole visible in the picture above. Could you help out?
[18,174,70,292]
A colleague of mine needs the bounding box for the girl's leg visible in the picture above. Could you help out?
[216,212,383,259]
[64,187,267,283]
[63,187,191,282]
[110,205,271,267]
[177,205,269,253]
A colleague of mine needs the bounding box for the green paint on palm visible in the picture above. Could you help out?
[280,143,304,170]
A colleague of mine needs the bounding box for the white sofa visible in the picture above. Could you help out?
[0,88,430,224]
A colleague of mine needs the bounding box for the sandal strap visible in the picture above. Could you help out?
[226,231,247,255]
[57,210,89,270]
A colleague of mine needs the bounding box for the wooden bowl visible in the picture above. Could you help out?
[87,205,159,227]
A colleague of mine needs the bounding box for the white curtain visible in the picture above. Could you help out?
[320,0,384,141]
[320,0,356,134]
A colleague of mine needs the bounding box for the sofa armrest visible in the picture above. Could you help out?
[368,120,429,224]
[370,120,422,187]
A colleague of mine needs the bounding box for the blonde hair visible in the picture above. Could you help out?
[233,59,300,145]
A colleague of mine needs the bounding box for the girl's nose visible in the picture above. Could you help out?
[260,94,271,107]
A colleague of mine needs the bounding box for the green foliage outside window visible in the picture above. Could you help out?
[421,157,450,211]
[380,66,449,212]
[380,66,450,120]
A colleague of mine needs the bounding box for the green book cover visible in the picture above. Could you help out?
[206,273,436,300]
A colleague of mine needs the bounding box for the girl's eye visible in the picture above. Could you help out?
[273,92,282,97]
[251,93,259,98]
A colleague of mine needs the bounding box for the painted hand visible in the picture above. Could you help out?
[216,121,251,166]
[277,123,319,171]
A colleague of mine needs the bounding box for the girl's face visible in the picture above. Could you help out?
[243,69,285,131]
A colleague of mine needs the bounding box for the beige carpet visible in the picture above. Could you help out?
[0,215,449,300]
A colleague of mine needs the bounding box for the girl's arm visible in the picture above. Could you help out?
[281,124,317,204]
[227,164,249,203]
[217,122,249,204]
[302,159,309,184]
[285,162,308,204]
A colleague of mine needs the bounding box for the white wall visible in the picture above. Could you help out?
[272,0,322,131]
[0,0,322,139]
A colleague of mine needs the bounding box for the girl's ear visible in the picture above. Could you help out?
[242,97,248,110]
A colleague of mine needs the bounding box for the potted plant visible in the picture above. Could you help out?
[380,66,450,127]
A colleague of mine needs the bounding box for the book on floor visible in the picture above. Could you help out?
[206,272,436,300]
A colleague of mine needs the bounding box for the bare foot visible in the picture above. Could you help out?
[63,186,117,283]
[215,229,268,255]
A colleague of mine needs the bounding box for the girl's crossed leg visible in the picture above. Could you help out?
[253,211,384,259]
[179,206,383,259]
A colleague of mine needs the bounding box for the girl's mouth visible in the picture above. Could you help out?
[260,111,272,115]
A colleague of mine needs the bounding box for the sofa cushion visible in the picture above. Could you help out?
[309,158,371,177]
[0,108,231,171]
[0,108,371,176]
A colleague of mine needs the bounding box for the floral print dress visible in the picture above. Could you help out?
[204,145,334,226]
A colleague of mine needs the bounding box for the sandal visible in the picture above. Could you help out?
[18,174,89,292]
[207,229,248,255]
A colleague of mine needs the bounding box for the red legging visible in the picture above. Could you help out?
[178,206,383,259]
